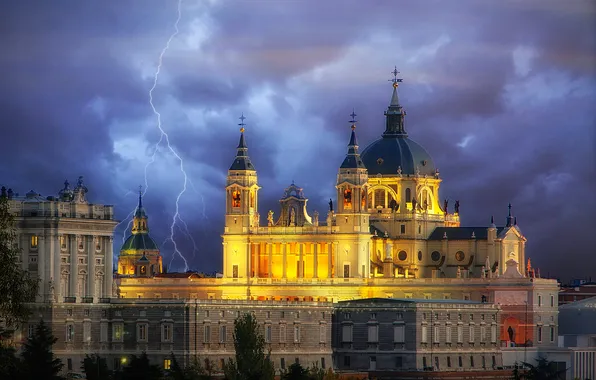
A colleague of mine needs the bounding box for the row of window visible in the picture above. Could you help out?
[537,294,556,308]
[61,322,174,343]
[342,324,498,344]
[196,310,320,320]
[343,355,498,369]
[27,235,105,252]
[344,312,496,322]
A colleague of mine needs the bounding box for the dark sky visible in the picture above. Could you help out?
[1,0,594,282]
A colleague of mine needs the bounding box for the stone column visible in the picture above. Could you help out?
[298,243,303,278]
[246,242,251,278]
[327,243,332,278]
[333,241,339,278]
[37,234,46,302]
[87,236,95,301]
[282,242,287,279]
[20,234,28,271]
[105,236,114,299]
[70,235,78,301]
[313,242,318,279]
[254,243,260,278]
[267,243,272,278]
[54,234,62,302]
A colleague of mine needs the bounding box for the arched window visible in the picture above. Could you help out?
[231,190,241,208]
[374,189,384,208]
[405,188,411,203]
[343,188,352,209]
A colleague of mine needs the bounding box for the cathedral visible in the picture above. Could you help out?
[117,71,533,303]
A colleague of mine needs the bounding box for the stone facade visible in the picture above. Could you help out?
[334,299,503,372]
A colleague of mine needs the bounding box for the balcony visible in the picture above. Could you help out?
[64,297,76,303]
[82,297,94,303]
[99,297,111,303]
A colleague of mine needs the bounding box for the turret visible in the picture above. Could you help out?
[225,114,261,232]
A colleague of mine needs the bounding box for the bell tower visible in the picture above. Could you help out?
[223,115,260,279]
[335,111,371,278]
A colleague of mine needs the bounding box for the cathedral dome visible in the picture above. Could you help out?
[360,136,436,176]
[121,233,159,252]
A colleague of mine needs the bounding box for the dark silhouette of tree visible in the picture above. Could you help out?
[282,362,310,380]
[81,354,111,380]
[20,319,63,380]
[166,353,214,380]
[224,312,274,380]
[0,343,23,379]
[512,358,567,380]
[117,352,162,380]
[0,188,38,330]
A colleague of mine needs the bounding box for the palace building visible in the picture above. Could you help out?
[5,72,561,375]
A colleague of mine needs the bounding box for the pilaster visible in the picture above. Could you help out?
[105,236,113,298]
[70,234,78,301]
[87,235,95,301]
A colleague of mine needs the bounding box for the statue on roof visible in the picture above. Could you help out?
[329,198,333,212]
[267,210,274,227]
[313,210,319,227]
[72,176,88,204]
[454,200,460,214]
[289,207,296,226]
[443,199,448,214]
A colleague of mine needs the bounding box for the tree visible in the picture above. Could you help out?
[20,319,63,380]
[117,352,162,380]
[512,358,567,380]
[166,354,214,380]
[81,354,111,380]
[224,312,274,380]
[0,188,38,330]
[0,344,23,379]
[282,362,310,380]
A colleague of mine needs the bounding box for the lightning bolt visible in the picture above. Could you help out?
[137,0,190,272]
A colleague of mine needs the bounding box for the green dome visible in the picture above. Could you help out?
[121,234,158,252]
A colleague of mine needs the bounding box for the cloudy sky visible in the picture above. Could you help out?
[1,0,594,281]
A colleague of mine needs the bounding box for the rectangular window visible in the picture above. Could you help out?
[447,357,451,368]
[113,324,123,342]
[368,325,379,343]
[480,326,486,342]
[137,323,148,342]
[492,355,496,368]
[423,357,427,368]
[400,224,406,234]
[537,326,542,342]
[457,325,463,343]
[550,326,555,342]
[538,295,542,307]
[421,325,428,343]
[66,324,74,342]
[458,356,463,367]
[279,324,286,343]
[163,359,171,370]
[446,325,452,343]
[396,356,403,368]
[342,325,353,342]
[67,358,72,371]
[60,235,66,250]
[232,265,238,278]
[491,325,497,343]
[343,264,350,278]
[265,325,272,343]
[394,325,405,343]
[343,356,350,368]
[219,325,227,343]
[469,326,475,342]
[204,325,211,343]
[319,325,326,343]
[321,357,326,369]
[482,355,486,368]
[100,323,108,342]
[28,324,35,338]
[550,295,555,307]
[433,326,440,343]
[470,356,474,367]
[162,323,172,342]
[31,235,38,248]
[293,325,300,343]
[83,322,91,343]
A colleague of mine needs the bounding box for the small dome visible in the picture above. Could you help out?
[121,234,158,252]
[360,136,436,176]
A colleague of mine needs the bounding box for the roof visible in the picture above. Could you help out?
[428,227,505,240]
[339,128,367,170]
[559,296,596,310]
[229,131,255,171]
[360,136,436,176]
[121,233,159,251]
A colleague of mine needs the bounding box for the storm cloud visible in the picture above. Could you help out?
[0,0,594,281]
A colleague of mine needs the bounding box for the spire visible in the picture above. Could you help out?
[340,109,366,169]
[134,185,146,218]
[383,66,407,137]
[229,113,256,171]
[506,203,514,227]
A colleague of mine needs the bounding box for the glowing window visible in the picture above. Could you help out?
[231,190,241,208]
[30,235,38,249]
